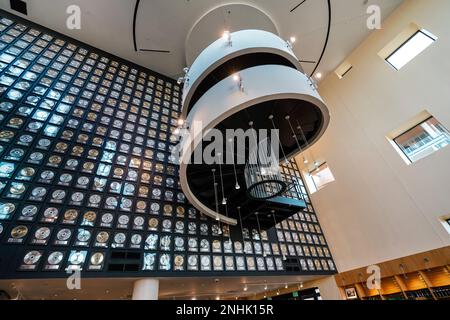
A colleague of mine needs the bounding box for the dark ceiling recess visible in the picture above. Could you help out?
[10,0,27,15]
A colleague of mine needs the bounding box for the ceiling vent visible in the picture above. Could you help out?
[10,0,28,15]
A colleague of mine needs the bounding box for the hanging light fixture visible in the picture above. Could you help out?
[228,138,241,190]
[244,122,287,200]
[218,153,227,205]
[255,213,266,257]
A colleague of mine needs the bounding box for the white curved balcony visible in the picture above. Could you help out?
[179,64,330,224]
[181,29,303,118]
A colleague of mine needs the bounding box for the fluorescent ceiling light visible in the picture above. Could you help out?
[386,30,436,70]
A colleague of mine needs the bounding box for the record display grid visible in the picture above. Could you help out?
[0,11,336,278]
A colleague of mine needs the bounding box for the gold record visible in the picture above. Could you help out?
[78,134,89,142]
[136,201,147,210]
[148,218,159,229]
[93,137,103,145]
[139,186,149,196]
[163,205,173,214]
[48,155,62,164]
[176,206,185,215]
[90,252,104,265]
[141,172,151,182]
[55,142,68,152]
[174,255,184,266]
[154,175,163,184]
[64,209,78,221]
[83,211,97,222]
[11,226,28,239]
[97,127,107,135]
[96,231,109,243]
[0,131,14,139]
[114,168,124,176]
[9,118,23,126]
[88,149,99,157]
[72,146,84,155]
[83,162,95,171]
[62,130,74,139]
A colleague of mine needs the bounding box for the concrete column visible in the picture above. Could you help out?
[132,279,159,300]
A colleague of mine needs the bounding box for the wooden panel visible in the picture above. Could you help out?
[381,277,402,295]
[335,246,450,287]
[404,272,427,291]
[424,267,450,288]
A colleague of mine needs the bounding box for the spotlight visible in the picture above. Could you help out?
[223,31,232,46]
[177,119,185,126]
[285,284,288,289]
[243,285,248,292]
[315,72,322,80]
[222,30,231,40]
[233,74,244,91]
[290,36,296,44]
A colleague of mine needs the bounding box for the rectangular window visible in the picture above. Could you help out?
[306,163,335,193]
[335,60,353,79]
[394,116,450,164]
[386,30,436,70]
[439,215,450,235]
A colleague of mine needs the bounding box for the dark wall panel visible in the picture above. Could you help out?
[0,10,336,279]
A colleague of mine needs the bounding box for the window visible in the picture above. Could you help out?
[335,60,353,79]
[386,30,436,70]
[304,163,335,194]
[393,116,450,164]
[439,215,450,235]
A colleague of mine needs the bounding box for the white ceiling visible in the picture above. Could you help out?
[0,0,404,80]
[0,0,403,79]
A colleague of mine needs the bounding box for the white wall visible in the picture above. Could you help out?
[303,276,343,300]
[301,0,450,273]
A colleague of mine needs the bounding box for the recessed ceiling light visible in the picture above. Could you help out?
[315,72,323,79]
[177,119,184,126]
[290,36,296,43]
[222,30,231,39]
